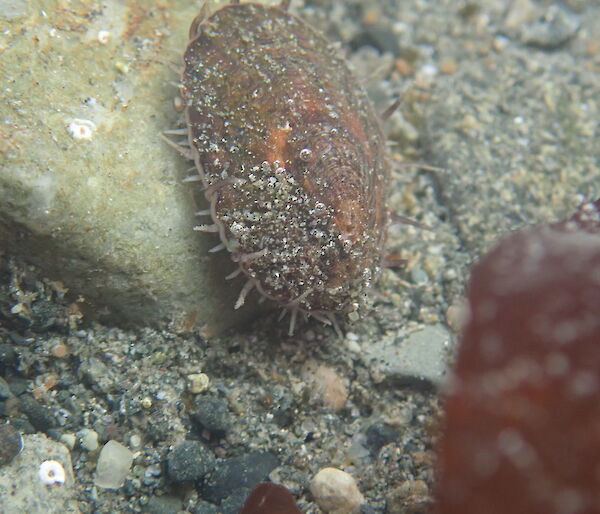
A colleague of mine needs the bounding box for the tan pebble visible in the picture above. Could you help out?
[44,375,59,390]
[187,373,210,394]
[361,7,380,25]
[394,58,412,75]
[310,467,364,513]
[439,58,457,74]
[303,363,348,411]
[446,300,468,333]
[52,343,69,358]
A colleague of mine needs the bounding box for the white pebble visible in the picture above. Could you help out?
[60,432,76,449]
[95,440,134,489]
[310,467,364,513]
[39,460,66,486]
[129,434,142,450]
[78,428,99,451]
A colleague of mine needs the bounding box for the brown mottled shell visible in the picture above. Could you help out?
[182,2,389,320]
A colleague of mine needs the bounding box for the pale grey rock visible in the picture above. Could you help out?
[0,0,29,19]
[364,324,450,386]
[0,434,80,513]
[0,0,264,337]
[95,440,134,489]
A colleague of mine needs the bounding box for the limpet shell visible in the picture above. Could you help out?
[179,2,389,329]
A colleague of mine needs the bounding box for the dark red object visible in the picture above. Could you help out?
[435,199,600,514]
[239,482,302,514]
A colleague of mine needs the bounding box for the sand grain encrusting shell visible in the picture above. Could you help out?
[174,2,390,333]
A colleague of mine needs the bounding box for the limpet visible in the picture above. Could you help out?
[166,1,390,334]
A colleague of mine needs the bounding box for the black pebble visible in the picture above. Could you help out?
[144,494,183,514]
[191,395,232,437]
[192,500,220,514]
[18,394,57,432]
[8,377,30,396]
[167,440,216,483]
[219,487,252,514]
[199,452,279,504]
[0,344,18,372]
[0,424,23,467]
[0,377,12,400]
[365,423,400,454]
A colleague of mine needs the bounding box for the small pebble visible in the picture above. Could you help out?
[365,423,400,454]
[199,452,279,504]
[144,494,183,514]
[167,440,215,483]
[18,394,57,432]
[129,433,142,450]
[191,395,232,437]
[95,440,134,489]
[0,377,11,400]
[60,432,76,450]
[310,467,365,513]
[0,424,23,466]
[192,500,219,514]
[187,373,210,394]
[0,344,18,372]
[78,428,99,451]
[52,343,69,358]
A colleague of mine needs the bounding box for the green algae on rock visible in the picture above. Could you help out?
[0,1,262,337]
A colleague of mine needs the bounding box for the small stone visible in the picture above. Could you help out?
[95,440,134,489]
[8,377,29,397]
[187,373,210,394]
[199,452,279,503]
[129,434,142,450]
[0,377,11,400]
[365,423,400,454]
[521,6,580,49]
[18,394,57,432]
[303,362,349,411]
[219,487,252,514]
[51,343,69,358]
[0,424,23,466]
[78,428,99,451]
[167,440,215,483]
[192,500,220,514]
[363,324,450,387]
[191,395,232,437]
[310,467,365,514]
[0,344,18,372]
[60,433,76,450]
[145,495,183,514]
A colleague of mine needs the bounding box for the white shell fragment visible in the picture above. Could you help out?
[95,440,134,489]
[66,118,97,141]
[97,30,110,44]
[38,459,66,486]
